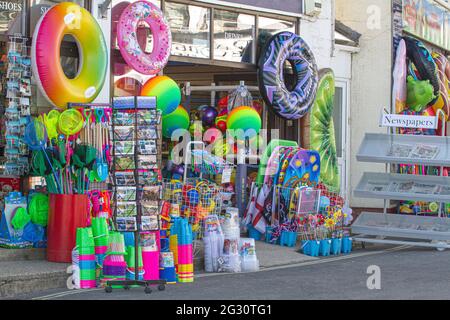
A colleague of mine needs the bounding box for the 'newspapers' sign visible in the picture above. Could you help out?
[380,113,437,129]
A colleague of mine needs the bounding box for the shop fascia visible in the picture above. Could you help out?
[0,0,22,11]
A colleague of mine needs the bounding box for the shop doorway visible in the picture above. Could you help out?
[333,79,349,196]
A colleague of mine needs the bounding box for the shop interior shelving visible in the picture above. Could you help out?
[352,109,450,250]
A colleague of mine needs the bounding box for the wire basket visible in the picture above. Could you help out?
[162,178,226,257]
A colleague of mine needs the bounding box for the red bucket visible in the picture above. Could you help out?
[47,194,89,263]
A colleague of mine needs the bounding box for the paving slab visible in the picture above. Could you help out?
[255,241,317,268]
[0,248,46,262]
[0,260,69,298]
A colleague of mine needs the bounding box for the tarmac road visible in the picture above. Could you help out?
[16,244,450,300]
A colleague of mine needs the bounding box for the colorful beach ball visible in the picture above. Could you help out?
[141,75,181,115]
[226,106,261,138]
[162,105,190,139]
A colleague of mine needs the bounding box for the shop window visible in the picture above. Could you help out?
[165,2,210,59]
[0,0,24,35]
[213,9,255,63]
[257,16,296,53]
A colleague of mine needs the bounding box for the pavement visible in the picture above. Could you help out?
[10,243,450,300]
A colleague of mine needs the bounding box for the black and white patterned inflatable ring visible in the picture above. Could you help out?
[258,32,319,120]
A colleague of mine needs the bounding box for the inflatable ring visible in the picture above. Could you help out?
[117,1,171,75]
[404,37,439,104]
[431,52,450,119]
[32,2,108,109]
[258,31,318,120]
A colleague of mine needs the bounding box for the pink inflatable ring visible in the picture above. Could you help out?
[117,1,171,75]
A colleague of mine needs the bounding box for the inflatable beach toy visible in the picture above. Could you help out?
[258,31,318,120]
[310,69,340,192]
[32,2,108,108]
[117,0,171,75]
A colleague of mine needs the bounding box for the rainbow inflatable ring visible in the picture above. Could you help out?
[117,0,171,75]
[32,2,108,109]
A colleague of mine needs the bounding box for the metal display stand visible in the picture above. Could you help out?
[352,109,450,250]
[107,96,166,294]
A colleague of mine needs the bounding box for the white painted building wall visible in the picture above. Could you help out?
[336,0,393,208]
[299,0,334,70]
[92,0,111,104]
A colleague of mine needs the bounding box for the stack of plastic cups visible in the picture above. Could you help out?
[177,218,194,283]
[76,227,96,289]
[142,231,160,281]
[159,251,176,284]
[102,232,127,288]
[169,218,180,272]
[91,217,109,279]
[126,245,144,281]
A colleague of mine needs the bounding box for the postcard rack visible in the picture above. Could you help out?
[352,109,450,250]
[107,96,166,293]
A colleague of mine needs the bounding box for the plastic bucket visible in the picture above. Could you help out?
[301,240,311,255]
[309,240,320,257]
[319,239,332,256]
[265,226,274,243]
[47,194,89,263]
[280,231,297,247]
[341,237,353,254]
[247,224,262,241]
[331,238,342,255]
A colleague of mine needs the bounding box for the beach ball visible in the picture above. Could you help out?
[141,76,181,115]
[162,105,189,138]
[227,106,261,137]
[204,127,223,144]
[189,121,204,137]
[202,106,218,127]
[114,77,142,96]
[215,108,228,132]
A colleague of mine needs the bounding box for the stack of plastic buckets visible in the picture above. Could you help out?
[91,217,109,279]
[142,231,160,281]
[159,251,176,284]
[126,245,144,281]
[76,227,96,289]
[177,218,193,283]
[169,218,179,272]
[102,232,127,288]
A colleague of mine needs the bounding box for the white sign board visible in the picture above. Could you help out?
[380,113,437,129]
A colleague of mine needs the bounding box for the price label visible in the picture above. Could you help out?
[221,168,232,184]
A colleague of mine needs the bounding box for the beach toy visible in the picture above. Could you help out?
[404,37,439,104]
[117,0,171,75]
[43,110,60,141]
[406,76,436,112]
[215,108,228,132]
[258,31,318,119]
[392,39,407,113]
[226,106,261,138]
[431,52,450,119]
[29,193,49,227]
[91,217,109,247]
[160,252,177,283]
[11,207,30,230]
[58,108,84,136]
[141,75,181,115]
[24,119,62,193]
[31,2,107,108]
[310,69,339,191]
[162,105,189,138]
[202,106,218,127]
[189,121,204,137]
[142,231,160,281]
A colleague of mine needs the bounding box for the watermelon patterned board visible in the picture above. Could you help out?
[310,69,340,192]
